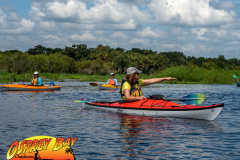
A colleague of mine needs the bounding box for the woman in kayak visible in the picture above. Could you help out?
[28,71,42,86]
[120,67,176,101]
[107,73,118,86]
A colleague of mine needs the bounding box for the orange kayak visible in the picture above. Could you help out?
[0,84,61,91]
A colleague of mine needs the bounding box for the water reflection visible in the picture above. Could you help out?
[117,114,223,158]
[1,82,239,159]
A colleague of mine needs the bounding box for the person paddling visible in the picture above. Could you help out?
[107,73,118,86]
[28,71,42,86]
[120,67,176,101]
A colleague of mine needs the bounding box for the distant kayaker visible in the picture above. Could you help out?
[120,67,176,101]
[28,71,42,86]
[107,73,118,86]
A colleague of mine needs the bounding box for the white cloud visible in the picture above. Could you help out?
[0,8,35,34]
[170,28,183,36]
[70,32,96,42]
[148,0,237,26]
[130,38,150,45]
[230,30,240,38]
[109,32,129,40]
[118,0,152,5]
[46,1,89,20]
[0,0,240,59]
[160,44,177,50]
[209,0,235,10]
[29,2,46,21]
[225,41,240,45]
[0,8,8,27]
[191,28,210,41]
[29,0,149,30]
[39,21,58,31]
[209,29,228,38]
[135,27,168,38]
[181,43,196,52]
[7,12,22,22]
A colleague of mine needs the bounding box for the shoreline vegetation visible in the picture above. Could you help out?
[0,44,240,84]
[0,66,239,84]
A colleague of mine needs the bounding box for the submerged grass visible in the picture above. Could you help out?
[0,66,239,84]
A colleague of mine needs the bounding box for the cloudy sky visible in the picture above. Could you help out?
[0,0,240,59]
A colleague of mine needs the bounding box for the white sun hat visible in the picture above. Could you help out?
[126,67,142,75]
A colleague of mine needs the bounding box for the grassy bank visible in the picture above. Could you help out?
[0,66,239,84]
[0,72,126,83]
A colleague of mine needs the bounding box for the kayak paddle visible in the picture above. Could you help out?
[74,100,87,103]
[233,75,238,79]
[74,99,125,103]
[166,93,204,105]
[89,82,102,86]
[74,93,204,105]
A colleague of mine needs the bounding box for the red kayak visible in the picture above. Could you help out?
[83,98,224,120]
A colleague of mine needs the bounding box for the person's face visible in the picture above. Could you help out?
[111,75,114,78]
[34,74,38,78]
[134,72,139,81]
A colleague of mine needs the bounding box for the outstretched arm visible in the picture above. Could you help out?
[142,77,176,86]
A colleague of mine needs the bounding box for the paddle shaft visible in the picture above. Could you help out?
[166,98,203,101]
[75,93,204,105]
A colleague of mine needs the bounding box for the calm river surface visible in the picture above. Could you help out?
[1,81,240,159]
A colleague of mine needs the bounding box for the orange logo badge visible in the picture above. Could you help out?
[7,136,77,160]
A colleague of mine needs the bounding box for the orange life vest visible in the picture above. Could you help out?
[108,78,116,85]
[30,78,38,85]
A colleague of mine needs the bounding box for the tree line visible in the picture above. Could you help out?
[0,44,239,75]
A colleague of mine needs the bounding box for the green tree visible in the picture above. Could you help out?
[27,45,47,55]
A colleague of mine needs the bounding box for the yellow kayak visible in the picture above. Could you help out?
[98,84,120,90]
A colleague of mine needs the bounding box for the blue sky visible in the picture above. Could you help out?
[0,0,240,59]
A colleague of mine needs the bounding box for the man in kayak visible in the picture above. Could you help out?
[28,71,42,86]
[120,67,176,101]
[107,73,118,86]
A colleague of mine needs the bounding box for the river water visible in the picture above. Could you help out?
[1,81,240,159]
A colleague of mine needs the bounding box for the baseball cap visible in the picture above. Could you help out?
[110,73,114,76]
[34,71,39,75]
[126,67,142,75]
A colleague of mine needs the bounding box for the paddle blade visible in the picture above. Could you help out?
[181,93,204,105]
[74,100,88,103]
[233,75,239,79]
[89,83,99,86]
